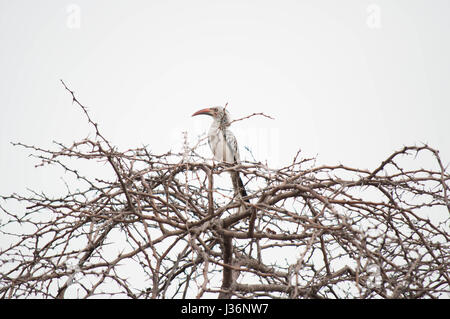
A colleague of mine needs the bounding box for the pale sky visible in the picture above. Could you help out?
[1,0,449,299]
[1,0,449,200]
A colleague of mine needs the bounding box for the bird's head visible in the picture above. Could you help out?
[192,106,231,125]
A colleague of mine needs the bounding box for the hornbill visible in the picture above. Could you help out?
[192,106,248,205]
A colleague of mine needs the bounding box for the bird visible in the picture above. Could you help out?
[192,106,248,203]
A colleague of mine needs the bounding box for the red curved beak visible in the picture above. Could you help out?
[192,108,212,117]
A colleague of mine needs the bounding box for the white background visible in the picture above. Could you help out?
[1,0,449,299]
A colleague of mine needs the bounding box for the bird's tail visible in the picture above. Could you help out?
[230,171,248,202]
[230,171,258,237]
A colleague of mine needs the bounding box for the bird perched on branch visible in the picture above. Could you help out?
[192,106,248,203]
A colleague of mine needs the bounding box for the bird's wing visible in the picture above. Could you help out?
[224,129,240,163]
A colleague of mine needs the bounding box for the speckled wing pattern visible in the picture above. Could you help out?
[223,128,240,163]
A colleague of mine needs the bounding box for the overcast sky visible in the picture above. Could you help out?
[1,0,449,197]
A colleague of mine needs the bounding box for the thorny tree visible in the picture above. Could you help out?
[0,82,449,299]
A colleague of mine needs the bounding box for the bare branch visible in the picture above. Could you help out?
[0,83,448,299]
